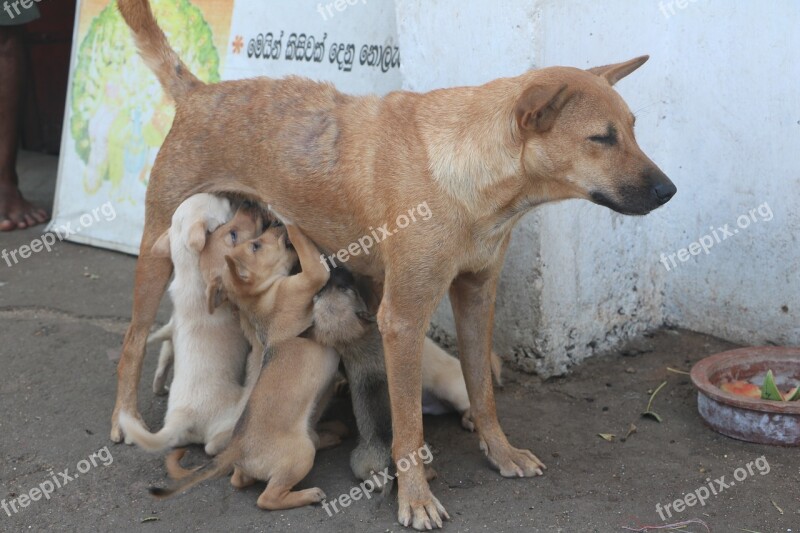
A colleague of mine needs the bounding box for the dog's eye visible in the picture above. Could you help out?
[588,124,618,146]
[229,230,238,244]
[251,241,261,253]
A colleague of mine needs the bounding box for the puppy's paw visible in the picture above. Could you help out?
[479,437,546,477]
[397,481,449,531]
[308,487,326,503]
[152,374,170,396]
[460,409,475,432]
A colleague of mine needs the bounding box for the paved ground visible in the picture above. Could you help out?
[0,153,797,532]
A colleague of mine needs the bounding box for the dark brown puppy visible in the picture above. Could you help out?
[114,1,675,528]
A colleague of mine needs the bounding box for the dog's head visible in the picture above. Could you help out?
[151,194,232,260]
[222,225,297,294]
[514,56,675,215]
[310,266,374,347]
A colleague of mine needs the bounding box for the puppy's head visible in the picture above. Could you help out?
[151,194,232,259]
[223,225,297,294]
[199,205,265,292]
[514,56,676,215]
[311,267,374,347]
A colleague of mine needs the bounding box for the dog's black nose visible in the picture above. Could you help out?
[652,181,677,205]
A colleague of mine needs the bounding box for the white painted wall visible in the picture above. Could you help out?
[396,0,799,376]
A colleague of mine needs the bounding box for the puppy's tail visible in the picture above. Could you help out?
[117,0,202,102]
[119,410,191,453]
[150,447,237,499]
[165,448,199,480]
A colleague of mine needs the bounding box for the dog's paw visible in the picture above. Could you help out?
[110,420,124,443]
[460,410,475,432]
[152,375,170,396]
[479,438,546,477]
[308,487,326,503]
[397,480,449,530]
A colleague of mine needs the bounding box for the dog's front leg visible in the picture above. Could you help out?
[111,247,173,442]
[449,260,546,478]
[379,280,449,530]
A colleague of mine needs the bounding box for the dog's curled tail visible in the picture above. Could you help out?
[150,447,236,499]
[118,410,191,452]
[117,0,202,101]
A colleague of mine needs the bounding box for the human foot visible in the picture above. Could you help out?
[0,175,49,231]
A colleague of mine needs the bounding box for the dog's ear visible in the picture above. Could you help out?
[206,276,228,314]
[225,255,251,284]
[151,230,171,258]
[187,220,208,253]
[514,83,573,134]
[587,55,649,86]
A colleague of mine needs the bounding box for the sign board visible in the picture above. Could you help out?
[51,0,401,254]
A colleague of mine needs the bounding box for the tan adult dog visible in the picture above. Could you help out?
[114,1,676,528]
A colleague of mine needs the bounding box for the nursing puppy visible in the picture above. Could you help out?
[119,194,251,456]
[151,224,340,510]
[149,205,268,396]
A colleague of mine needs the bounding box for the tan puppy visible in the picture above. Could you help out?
[151,224,339,510]
[120,194,251,456]
[115,1,676,528]
[149,205,267,396]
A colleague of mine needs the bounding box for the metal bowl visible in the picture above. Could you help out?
[690,346,800,446]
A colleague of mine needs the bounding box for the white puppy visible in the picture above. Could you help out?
[120,194,251,455]
[421,339,503,430]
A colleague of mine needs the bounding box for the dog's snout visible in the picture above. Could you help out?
[653,181,677,205]
[643,167,676,206]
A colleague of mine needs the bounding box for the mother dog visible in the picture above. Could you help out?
[113,1,676,529]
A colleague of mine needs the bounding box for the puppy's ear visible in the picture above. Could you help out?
[151,230,171,258]
[187,220,208,253]
[225,255,251,284]
[514,83,573,134]
[206,276,228,314]
[587,55,649,86]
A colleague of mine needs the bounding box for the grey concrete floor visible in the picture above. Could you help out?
[0,153,797,532]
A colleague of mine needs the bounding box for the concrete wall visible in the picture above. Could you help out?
[396,0,799,376]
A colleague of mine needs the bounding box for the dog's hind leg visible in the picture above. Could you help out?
[205,429,233,456]
[111,217,173,442]
[230,466,255,489]
[253,440,321,510]
[449,238,545,478]
[152,335,174,395]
